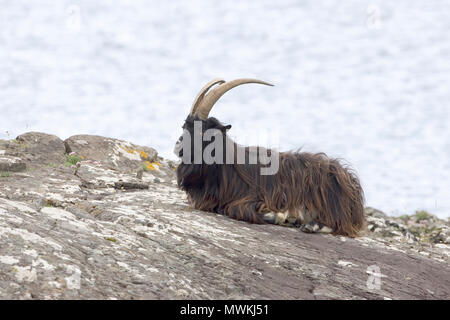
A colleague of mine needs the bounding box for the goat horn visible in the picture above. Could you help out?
[195,78,274,120]
[190,78,226,116]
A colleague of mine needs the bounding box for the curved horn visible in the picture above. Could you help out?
[195,78,274,120]
[190,78,226,116]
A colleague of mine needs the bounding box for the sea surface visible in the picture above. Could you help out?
[1,0,449,218]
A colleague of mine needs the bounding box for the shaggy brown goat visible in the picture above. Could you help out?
[174,78,365,237]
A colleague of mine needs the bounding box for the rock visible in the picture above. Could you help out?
[136,168,144,180]
[0,156,26,172]
[113,181,149,190]
[364,207,450,246]
[0,133,448,300]
[16,132,66,165]
[1,133,64,170]
[64,135,158,173]
[365,207,388,219]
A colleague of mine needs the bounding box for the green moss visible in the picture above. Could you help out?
[0,172,10,178]
[105,237,117,242]
[64,154,82,167]
[10,139,28,149]
[408,226,422,238]
[48,163,57,168]
[414,210,433,222]
[407,222,441,243]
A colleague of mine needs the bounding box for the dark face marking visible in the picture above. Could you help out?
[173,115,231,160]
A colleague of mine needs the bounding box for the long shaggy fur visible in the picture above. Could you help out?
[177,115,365,237]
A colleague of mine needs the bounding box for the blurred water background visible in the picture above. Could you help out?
[0,0,449,218]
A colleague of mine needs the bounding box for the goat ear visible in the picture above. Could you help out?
[222,124,232,131]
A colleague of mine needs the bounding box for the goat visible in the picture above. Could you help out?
[174,78,365,237]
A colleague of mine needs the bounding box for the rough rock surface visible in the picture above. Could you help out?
[0,132,449,300]
[64,134,158,173]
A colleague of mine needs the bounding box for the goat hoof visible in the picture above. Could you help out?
[300,221,332,234]
[264,212,291,225]
[300,223,315,233]
[263,212,277,224]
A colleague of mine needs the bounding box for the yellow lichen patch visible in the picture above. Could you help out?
[142,161,161,171]
[120,145,135,154]
[137,150,148,160]
[143,161,156,171]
